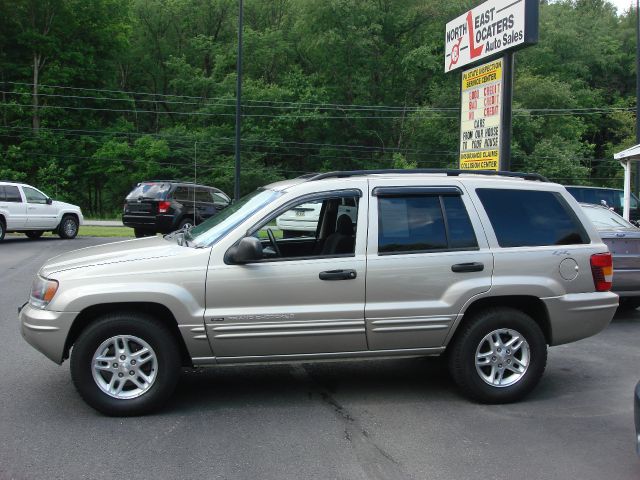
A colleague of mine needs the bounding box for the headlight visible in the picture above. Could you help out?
[30,276,59,309]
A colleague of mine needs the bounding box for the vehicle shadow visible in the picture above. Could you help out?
[168,356,454,412]
[2,235,63,243]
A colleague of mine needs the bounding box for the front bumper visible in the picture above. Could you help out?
[543,291,618,346]
[19,302,78,364]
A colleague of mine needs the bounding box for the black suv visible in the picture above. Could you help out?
[122,180,230,237]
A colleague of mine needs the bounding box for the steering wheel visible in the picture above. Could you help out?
[266,228,281,257]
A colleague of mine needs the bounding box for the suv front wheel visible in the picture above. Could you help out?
[58,214,79,239]
[448,307,547,404]
[70,312,181,416]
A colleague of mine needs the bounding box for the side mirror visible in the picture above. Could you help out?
[225,236,263,264]
[46,198,53,205]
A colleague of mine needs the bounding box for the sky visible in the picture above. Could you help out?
[610,0,635,14]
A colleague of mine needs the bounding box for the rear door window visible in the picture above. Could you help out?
[377,192,478,254]
[476,189,589,247]
[172,186,193,202]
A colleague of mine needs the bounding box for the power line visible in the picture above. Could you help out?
[0,125,461,156]
[3,83,634,115]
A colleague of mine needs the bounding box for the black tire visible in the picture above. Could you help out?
[25,230,44,239]
[134,228,152,238]
[70,312,181,416]
[447,307,547,404]
[58,214,79,239]
[0,217,5,242]
[178,217,195,230]
[618,297,640,310]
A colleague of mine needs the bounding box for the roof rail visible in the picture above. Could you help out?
[144,179,197,184]
[306,169,549,182]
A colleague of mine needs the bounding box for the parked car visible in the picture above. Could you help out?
[275,197,357,237]
[580,203,640,308]
[20,169,618,416]
[122,180,230,237]
[0,181,83,241]
[566,185,640,223]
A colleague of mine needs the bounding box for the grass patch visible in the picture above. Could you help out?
[257,227,283,239]
[42,226,135,238]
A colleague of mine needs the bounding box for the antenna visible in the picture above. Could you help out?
[193,141,197,226]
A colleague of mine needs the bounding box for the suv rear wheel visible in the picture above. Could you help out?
[70,312,181,416]
[178,218,194,230]
[0,217,5,241]
[134,228,154,238]
[448,307,547,404]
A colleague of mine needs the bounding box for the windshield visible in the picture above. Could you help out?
[582,205,636,229]
[126,182,171,200]
[187,189,283,247]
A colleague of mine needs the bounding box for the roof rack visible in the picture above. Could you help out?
[306,169,549,183]
[143,180,197,184]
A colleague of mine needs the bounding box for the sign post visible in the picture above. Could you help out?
[445,0,538,172]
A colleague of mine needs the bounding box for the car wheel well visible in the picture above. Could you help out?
[455,296,551,345]
[64,302,192,366]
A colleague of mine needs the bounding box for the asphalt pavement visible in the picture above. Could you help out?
[1,236,639,480]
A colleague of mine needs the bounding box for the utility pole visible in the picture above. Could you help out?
[636,0,640,195]
[234,0,243,202]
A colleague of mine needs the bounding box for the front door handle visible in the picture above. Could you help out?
[451,262,484,273]
[319,269,357,281]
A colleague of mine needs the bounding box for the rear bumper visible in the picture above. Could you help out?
[19,303,78,364]
[122,214,176,232]
[542,291,618,346]
[611,269,640,297]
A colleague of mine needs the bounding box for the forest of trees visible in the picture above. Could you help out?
[0,0,637,216]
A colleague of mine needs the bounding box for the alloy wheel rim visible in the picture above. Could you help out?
[91,335,158,399]
[64,219,77,236]
[475,328,530,388]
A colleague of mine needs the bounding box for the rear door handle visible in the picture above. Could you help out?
[319,269,357,280]
[451,262,484,273]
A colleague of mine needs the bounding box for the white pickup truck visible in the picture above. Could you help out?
[0,181,83,241]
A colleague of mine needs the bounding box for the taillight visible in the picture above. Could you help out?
[590,253,613,292]
[158,201,171,213]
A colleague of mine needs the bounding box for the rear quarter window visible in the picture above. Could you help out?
[476,188,589,247]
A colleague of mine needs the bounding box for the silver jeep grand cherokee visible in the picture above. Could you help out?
[20,170,618,416]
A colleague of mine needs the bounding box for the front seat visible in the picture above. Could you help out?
[320,214,355,255]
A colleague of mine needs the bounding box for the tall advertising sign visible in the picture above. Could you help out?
[459,59,503,170]
[444,0,538,73]
[444,0,538,172]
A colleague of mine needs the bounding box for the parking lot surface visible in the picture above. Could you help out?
[1,236,639,480]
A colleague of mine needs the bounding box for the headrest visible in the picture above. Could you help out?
[336,214,354,235]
